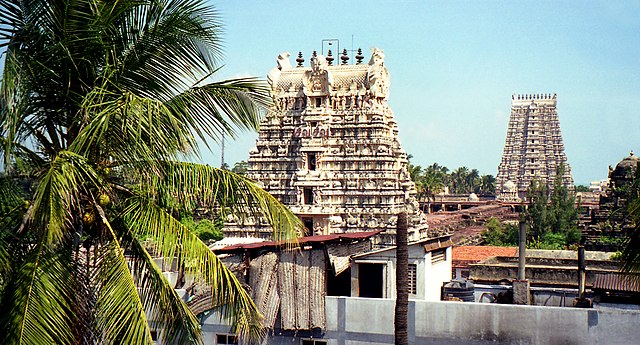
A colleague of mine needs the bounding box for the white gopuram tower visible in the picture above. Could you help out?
[237,48,429,243]
[496,93,574,201]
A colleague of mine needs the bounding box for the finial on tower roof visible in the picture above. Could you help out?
[356,48,364,64]
[341,49,349,65]
[326,50,334,66]
[296,52,304,67]
[312,50,317,58]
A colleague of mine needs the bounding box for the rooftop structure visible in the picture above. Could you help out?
[235,48,429,242]
[496,93,574,201]
[583,151,639,250]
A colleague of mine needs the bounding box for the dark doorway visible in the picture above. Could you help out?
[327,268,351,297]
[304,188,314,204]
[358,263,384,298]
[302,218,313,234]
[308,153,317,171]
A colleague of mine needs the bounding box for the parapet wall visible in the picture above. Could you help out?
[201,296,640,344]
[325,297,640,345]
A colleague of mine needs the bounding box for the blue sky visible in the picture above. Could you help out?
[204,0,639,185]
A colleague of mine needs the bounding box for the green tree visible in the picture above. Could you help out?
[467,168,481,193]
[575,185,590,192]
[480,174,496,195]
[0,0,302,344]
[421,173,445,202]
[548,165,580,245]
[482,218,518,246]
[621,162,640,273]
[450,166,470,194]
[524,165,580,248]
[232,160,249,176]
[525,179,551,241]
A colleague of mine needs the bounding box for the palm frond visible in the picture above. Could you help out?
[92,205,154,344]
[0,174,26,233]
[168,77,272,144]
[137,161,304,242]
[121,198,265,342]
[0,241,78,344]
[128,236,202,345]
[71,88,197,173]
[114,0,224,97]
[29,151,101,245]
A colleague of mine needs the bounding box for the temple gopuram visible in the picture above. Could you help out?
[583,151,639,250]
[228,48,429,243]
[496,93,574,201]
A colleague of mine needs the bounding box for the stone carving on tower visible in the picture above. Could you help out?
[496,93,574,201]
[231,48,428,243]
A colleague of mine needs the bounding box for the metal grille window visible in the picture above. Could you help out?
[302,340,327,345]
[431,249,446,264]
[408,264,417,294]
[216,334,238,345]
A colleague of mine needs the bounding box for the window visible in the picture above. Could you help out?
[303,218,314,233]
[216,334,238,345]
[304,188,314,205]
[431,249,446,264]
[315,97,322,107]
[308,153,317,171]
[408,264,417,294]
[302,340,327,345]
[358,263,384,298]
[150,330,158,341]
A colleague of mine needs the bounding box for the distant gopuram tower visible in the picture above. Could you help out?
[240,48,428,242]
[496,93,574,201]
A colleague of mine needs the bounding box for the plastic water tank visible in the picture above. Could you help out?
[442,279,475,302]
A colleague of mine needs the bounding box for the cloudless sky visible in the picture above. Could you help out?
[203,0,639,185]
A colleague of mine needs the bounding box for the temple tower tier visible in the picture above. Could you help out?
[227,48,430,243]
[496,93,574,201]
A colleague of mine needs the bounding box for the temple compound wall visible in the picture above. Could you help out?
[227,48,429,242]
[496,93,574,201]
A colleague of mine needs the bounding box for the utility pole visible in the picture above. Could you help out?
[221,132,226,169]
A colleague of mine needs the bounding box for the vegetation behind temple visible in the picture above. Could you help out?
[483,165,581,249]
[406,156,497,200]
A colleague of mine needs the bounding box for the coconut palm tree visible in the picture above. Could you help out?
[450,166,469,194]
[0,0,302,344]
[480,174,497,195]
[394,212,408,345]
[467,168,481,194]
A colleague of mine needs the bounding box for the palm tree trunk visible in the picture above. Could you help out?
[395,212,409,345]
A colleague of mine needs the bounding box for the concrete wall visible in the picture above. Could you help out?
[201,297,640,345]
[424,247,452,301]
[350,245,451,301]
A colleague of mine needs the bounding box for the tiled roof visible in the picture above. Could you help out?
[452,246,518,268]
[214,230,382,253]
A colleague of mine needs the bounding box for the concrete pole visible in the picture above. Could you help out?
[578,246,586,299]
[513,220,530,305]
[518,221,527,281]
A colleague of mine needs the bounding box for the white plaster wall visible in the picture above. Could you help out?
[424,247,452,301]
[199,297,640,345]
[352,245,452,301]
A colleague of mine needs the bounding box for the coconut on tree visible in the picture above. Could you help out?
[0,0,302,344]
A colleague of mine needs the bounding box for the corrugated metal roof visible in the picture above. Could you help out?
[593,272,640,293]
[214,230,382,253]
